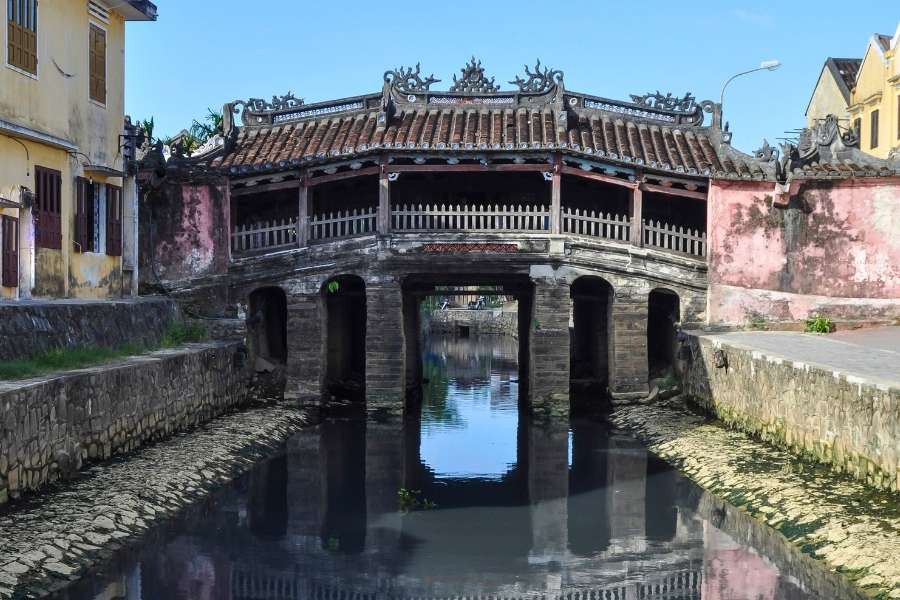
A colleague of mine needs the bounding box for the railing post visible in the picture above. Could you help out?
[298,181,309,248]
[378,164,391,235]
[630,186,643,246]
[550,161,561,234]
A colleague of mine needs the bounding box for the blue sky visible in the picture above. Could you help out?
[125,1,898,153]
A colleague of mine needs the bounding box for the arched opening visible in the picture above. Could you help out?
[323,275,367,400]
[647,288,680,379]
[248,287,288,365]
[570,276,614,403]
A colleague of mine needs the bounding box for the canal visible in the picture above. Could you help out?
[56,334,861,599]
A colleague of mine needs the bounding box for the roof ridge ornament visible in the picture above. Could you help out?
[244,92,305,113]
[449,57,500,93]
[629,91,697,113]
[384,63,441,93]
[509,59,563,93]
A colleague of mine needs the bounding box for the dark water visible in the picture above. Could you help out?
[59,335,859,600]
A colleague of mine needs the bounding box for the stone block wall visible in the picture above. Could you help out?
[426,308,518,336]
[0,341,251,505]
[0,297,178,361]
[528,278,572,419]
[683,334,900,491]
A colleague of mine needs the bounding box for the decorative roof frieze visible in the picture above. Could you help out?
[383,63,441,93]
[449,57,500,93]
[509,60,564,93]
[629,91,697,113]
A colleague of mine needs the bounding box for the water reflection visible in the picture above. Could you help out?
[56,335,863,600]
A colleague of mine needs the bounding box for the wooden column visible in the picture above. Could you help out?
[378,167,391,235]
[550,162,561,234]
[297,182,309,247]
[630,186,643,246]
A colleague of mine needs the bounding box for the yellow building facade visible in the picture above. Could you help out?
[848,24,900,159]
[0,0,156,300]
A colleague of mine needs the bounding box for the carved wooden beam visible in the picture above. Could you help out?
[640,182,707,201]
[559,165,638,189]
[231,179,301,197]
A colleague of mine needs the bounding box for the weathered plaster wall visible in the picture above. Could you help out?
[805,69,849,128]
[140,181,231,288]
[0,297,178,361]
[0,341,251,505]
[708,178,900,324]
[683,333,900,491]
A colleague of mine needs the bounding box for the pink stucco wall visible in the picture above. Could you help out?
[141,181,231,285]
[707,178,900,324]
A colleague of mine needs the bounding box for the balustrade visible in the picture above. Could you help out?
[230,206,706,260]
[231,217,298,254]
[392,203,550,232]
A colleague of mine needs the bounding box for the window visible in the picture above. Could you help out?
[88,23,106,104]
[75,178,121,255]
[34,166,61,249]
[897,97,899,140]
[1,215,18,287]
[853,117,861,138]
[870,109,879,149]
[106,184,122,256]
[7,0,37,74]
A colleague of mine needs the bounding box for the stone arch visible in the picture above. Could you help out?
[647,287,681,378]
[248,286,288,365]
[322,274,367,400]
[570,276,615,399]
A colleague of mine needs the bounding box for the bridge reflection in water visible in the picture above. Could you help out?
[59,336,861,600]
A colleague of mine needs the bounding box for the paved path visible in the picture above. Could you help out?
[691,326,900,389]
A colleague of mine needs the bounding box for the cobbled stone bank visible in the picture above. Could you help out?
[0,341,251,505]
[612,398,900,599]
[0,405,308,599]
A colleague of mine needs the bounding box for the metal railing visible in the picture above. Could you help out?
[643,219,707,257]
[231,217,298,254]
[310,208,377,242]
[392,203,550,232]
[562,208,630,242]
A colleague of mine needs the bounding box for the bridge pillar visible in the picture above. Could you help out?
[527,418,569,565]
[365,418,405,555]
[527,275,571,419]
[286,292,325,406]
[610,287,650,399]
[366,279,406,414]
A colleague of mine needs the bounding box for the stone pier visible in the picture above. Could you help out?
[528,276,572,418]
[285,292,325,404]
[365,280,406,414]
[610,286,650,399]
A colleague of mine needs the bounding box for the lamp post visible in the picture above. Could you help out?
[720,60,781,114]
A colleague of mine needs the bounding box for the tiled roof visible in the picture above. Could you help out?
[826,58,862,100]
[214,106,765,179]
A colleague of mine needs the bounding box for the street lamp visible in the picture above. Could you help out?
[719,60,782,112]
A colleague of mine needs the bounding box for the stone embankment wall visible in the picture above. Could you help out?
[683,334,900,491]
[0,341,250,505]
[426,308,518,336]
[0,297,179,360]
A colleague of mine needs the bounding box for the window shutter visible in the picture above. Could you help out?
[89,25,106,104]
[1,215,18,288]
[35,166,62,250]
[106,184,122,256]
[871,110,879,149]
[75,177,89,253]
[7,0,37,74]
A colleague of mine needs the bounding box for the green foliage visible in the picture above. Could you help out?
[160,322,208,348]
[139,116,155,142]
[189,108,224,144]
[326,280,340,294]
[805,314,834,334]
[397,488,437,513]
[0,344,142,380]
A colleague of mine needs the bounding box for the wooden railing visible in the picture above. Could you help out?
[310,207,377,242]
[643,219,706,257]
[392,204,550,232]
[231,218,298,254]
[562,208,630,242]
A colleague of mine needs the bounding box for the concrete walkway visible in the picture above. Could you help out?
[692,326,900,389]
